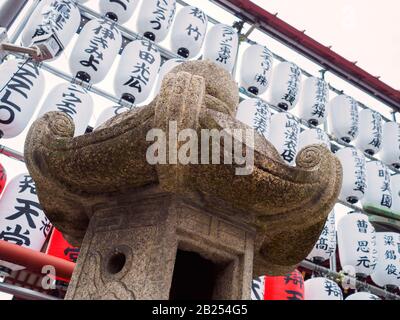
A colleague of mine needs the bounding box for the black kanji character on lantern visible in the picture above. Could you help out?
[80,55,99,71]
[381,194,392,208]
[356,256,370,268]
[281,149,296,163]
[56,91,82,117]
[386,264,398,276]
[357,220,368,233]
[316,238,329,251]
[64,247,80,262]
[189,7,206,23]
[0,225,30,246]
[19,175,36,194]
[285,290,303,300]
[139,50,156,64]
[40,218,52,237]
[6,198,42,229]
[357,241,369,253]
[324,281,342,297]
[186,24,201,41]
[385,250,397,260]
[93,25,115,40]
[284,273,303,288]
[384,235,395,246]
[255,74,268,86]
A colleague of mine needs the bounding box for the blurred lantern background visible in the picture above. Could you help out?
[0,0,399,300]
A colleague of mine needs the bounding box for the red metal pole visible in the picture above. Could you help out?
[0,240,75,280]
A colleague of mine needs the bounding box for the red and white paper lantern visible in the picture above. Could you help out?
[236,98,272,139]
[37,83,93,136]
[114,39,161,104]
[327,94,359,143]
[136,0,176,42]
[0,174,51,273]
[239,44,273,95]
[298,77,329,126]
[203,24,238,73]
[0,59,45,138]
[268,61,302,111]
[170,6,208,59]
[69,18,122,84]
[355,109,383,156]
[99,0,140,24]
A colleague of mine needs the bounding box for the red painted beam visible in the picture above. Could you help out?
[0,240,75,280]
[212,0,400,111]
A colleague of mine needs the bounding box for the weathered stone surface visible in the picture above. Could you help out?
[24,60,342,299]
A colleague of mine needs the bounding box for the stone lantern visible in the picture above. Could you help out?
[24,61,342,300]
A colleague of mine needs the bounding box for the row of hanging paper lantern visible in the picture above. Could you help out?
[0,173,51,274]
[251,270,305,300]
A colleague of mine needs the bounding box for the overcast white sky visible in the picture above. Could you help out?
[0,0,399,299]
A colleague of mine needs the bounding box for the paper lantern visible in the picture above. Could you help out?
[95,105,131,128]
[361,161,393,214]
[268,61,302,111]
[251,276,265,300]
[298,128,330,152]
[379,121,400,169]
[235,98,272,139]
[154,58,184,94]
[264,270,304,300]
[327,94,359,143]
[0,59,45,139]
[239,44,273,95]
[136,0,176,42]
[203,24,238,73]
[335,147,367,204]
[355,109,382,156]
[307,210,336,263]
[0,164,6,197]
[99,0,140,24]
[337,212,376,277]
[37,83,93,136]
[371,232,400,289]
[298,77,329,126]
[304,277,343,300]
[114,39,161,104]
[345,292,381,300]
[0,174,51,273]
[21,0,81,59]
[69,18,122,84]
[269,112,300,166]
[390,175,400,216]
[170,6,208,59]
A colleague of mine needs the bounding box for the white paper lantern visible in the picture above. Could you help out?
[345,292,381,300]
[136,0,176,42]
[69,18,122,84]
[268,61,302,111]
[154,58,184,94]
[99,0,140,24]
[390,175,400,216]
[379,121,400,169]
[371,232,400,289]
[170,6,208,59]
[95,105,131,128]
[307,210,336,263]
[251,276,265,300]
[355,109,382,156]
[298,128,330,151]
[304,278,343,300]
[327,94,359,143]
[37,83,93,136]
[236,98,272,139]
[361,161,393,213]
[0,59,45,139]
[203,24,238,73]
[298,77,329,126]
[239,44,273,95]
[335,147,367,204]
[114,39,161,104]
[337,212,376,277]
[0,174,51,273]
[21,0,80,57]
[269,112,300,166]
